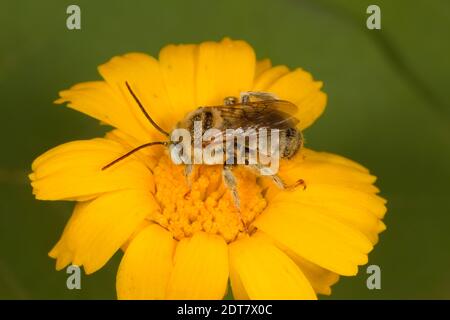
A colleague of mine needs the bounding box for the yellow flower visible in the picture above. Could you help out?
[30,38,387,299]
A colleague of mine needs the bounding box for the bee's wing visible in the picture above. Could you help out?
[246,99,298,116]
[204,100,300,146]
[215,100,299,130]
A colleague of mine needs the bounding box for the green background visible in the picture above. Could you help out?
[1,0,449,299]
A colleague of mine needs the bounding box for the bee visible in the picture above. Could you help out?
[103,82,306,211]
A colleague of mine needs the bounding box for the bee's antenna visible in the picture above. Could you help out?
[102,141,169,170]
[125,81,170,137]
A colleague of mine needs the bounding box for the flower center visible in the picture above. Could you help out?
[149,155,267,243]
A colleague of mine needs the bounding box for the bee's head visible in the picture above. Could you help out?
[176,107,215,138]
[168,140,188,164]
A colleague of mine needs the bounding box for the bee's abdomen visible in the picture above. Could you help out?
[280,127,302,159]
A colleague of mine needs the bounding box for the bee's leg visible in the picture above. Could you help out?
[248,164,306,190]
[222,164,248,232]
[240,91,279,104]
[184,164,194,186]
[222,164,240,208]
[275,176,307,191]
[183,164,194,199]
[223,96,239,106]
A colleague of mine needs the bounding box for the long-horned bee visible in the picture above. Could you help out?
[103,82,305,210]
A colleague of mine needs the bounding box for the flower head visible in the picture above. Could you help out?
[30,38,386,299]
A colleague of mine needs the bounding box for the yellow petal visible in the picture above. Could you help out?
[56,40,328,145]
[229,235,316,300]
[56,81,154,143]
[269,185,385,245]
[254,58,272,78]
[301,148,371,173]
[159,43,197,121]
[252,65,290,92]
[267,68,327,130]
[261,148,386,245]
[120,219,152,252]
[98,52,175,136]
[228,263,250,300]
[105,129,163,170]
[116,224,176,299]
[195,38,256,106]
[253,232,339,296]
[30,138,154,201]
[49,189,158,274]
[276,149,379,194]
[254,199,374,276]
[288,253,340,296]
[166,232,229,299]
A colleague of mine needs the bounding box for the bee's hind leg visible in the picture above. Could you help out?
[222,164,249,232]
[249,164,306,190]
[184,164,194,186]
[273,175,307,191]
[222,164,240,209]
[183,164,194,199]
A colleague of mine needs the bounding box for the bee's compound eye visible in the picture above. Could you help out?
[224,96,238,106]
[169,143,183,164]
[286,127,297,138]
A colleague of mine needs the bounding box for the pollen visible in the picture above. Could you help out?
[149,156,267,242]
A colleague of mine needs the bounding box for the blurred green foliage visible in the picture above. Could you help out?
[0,0,449,299]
